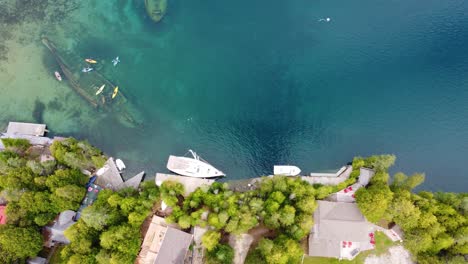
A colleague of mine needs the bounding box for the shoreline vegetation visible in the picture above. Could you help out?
[0,136,466,264]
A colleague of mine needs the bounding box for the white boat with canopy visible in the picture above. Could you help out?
[167,150,225,178]
[274,165,301,176]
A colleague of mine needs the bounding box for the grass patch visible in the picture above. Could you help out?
[303,232,395,264]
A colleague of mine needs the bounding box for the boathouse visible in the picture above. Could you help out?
[95,158,144,191]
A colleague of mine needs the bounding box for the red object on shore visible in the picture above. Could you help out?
[54,71,62,81]
[0,205,7,225]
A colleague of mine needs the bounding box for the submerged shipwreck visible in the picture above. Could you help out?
[145,0,167,22]
[42,37,143,128]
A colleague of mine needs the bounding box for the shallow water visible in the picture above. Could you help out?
[2,0,468,191]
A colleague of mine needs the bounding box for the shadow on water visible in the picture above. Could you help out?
[32,100,46,124]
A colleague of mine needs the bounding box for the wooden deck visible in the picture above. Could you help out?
[301,166,353,186]
[6,122,47,136]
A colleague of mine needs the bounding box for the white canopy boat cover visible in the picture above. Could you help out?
[274,165,301,176]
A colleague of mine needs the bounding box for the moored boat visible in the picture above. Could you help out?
[112,86,119,99]
[96,84,105,95]
[167,150,225,178]
[274,165,301,176]
[54,71,62,81]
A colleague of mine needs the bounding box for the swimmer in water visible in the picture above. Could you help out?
[318,17,331,22]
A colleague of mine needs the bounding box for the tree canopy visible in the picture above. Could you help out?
[355,156,468,263]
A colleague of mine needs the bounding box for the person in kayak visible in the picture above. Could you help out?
[112,56,120,66]
[82,67,94,73]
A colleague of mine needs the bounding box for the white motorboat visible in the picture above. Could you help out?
[167,149,225,178]
[115,159,126,171]
[274,165,301,176]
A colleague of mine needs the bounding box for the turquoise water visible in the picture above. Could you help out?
[6,0,468,191]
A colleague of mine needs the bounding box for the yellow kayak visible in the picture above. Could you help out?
[85,58,97,64]
[112,86,119,99]
[96,84,105,95]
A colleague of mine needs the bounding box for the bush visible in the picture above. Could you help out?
[206,244,234,264]
[50,138,106,170]
[1,138,31,152]
[202,231,221,251]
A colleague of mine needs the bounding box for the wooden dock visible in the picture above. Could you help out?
[301,166,353,186]
[6,122,47,136]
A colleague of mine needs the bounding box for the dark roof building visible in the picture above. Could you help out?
[95,158,144,191]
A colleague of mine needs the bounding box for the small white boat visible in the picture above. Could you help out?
[82,67,93,73]
[115,159,126,171]
[167,149,225,178]
[95,84,105,95]
[54,71,62,81]
[274,165,301,176]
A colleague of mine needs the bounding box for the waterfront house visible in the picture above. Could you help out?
[308,201,376,260]
[95,157,144,191]
[136,215,193,264]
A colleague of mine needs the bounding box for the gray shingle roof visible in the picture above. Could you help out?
[156,227,193,264]
[96,158,124,190]
[118,171,145,190]
[309,201,373,258]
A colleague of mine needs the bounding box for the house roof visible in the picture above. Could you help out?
[96,158,124,190]
[156,227,193,263]
[137,215,193,264]
[0,205,6,225]
[117,171,145,190]
[96,158,143,191]
[309,201,374,258]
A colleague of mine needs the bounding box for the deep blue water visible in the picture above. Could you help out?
[25,0,468,191]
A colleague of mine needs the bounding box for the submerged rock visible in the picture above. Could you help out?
[144,0,167,23]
